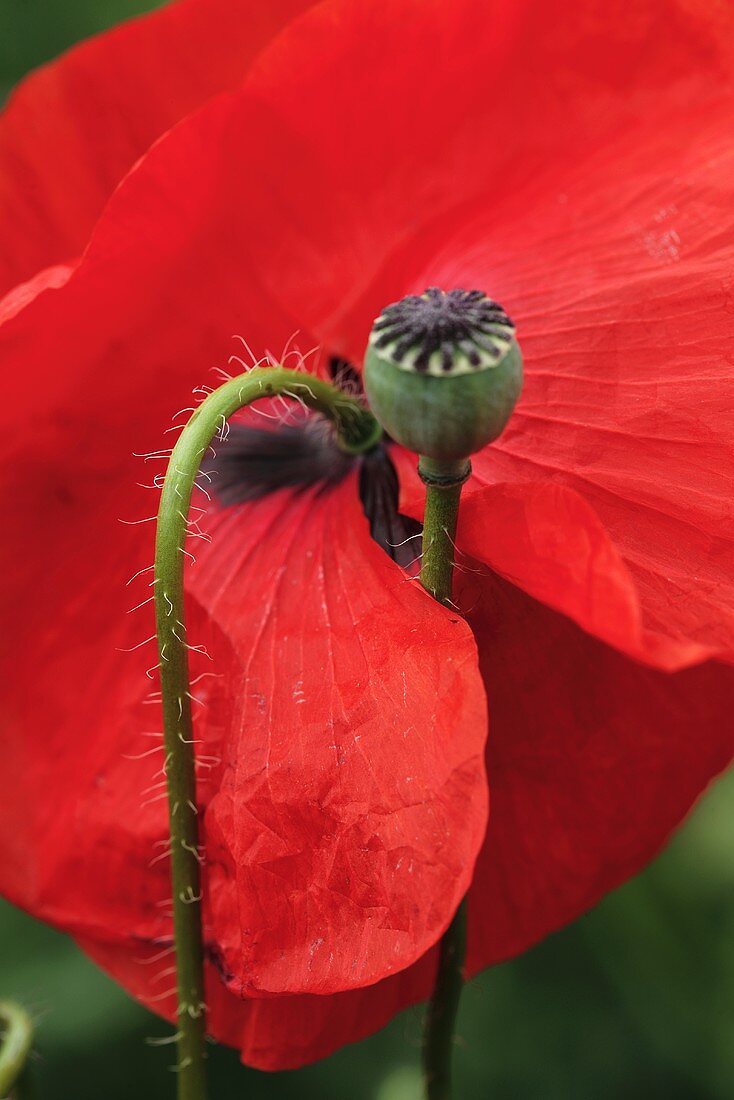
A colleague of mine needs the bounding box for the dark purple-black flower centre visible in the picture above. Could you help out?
[205,357,420,568]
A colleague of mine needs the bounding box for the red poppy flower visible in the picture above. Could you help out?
[2,0,734,1073]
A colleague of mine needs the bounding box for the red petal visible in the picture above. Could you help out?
[20,0,726,669]
[412,102,734,665]
[0,0,311,293]
[0,262,74,324]
[79,558,734,1068]
[1,465,486,1051]
[399,476,725,671]
[183,0,734,359]
[0,83,331,951]
[460,570,734,972]
[0,89,314,432]
[0,149,327,953]
[64,556,734,1067]
[0,62,491,1052]
[80,935,436,1070]
[189,477,487,995]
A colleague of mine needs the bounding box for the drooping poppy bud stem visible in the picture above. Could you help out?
[154,367,380,1100]
[364,288,523,1100]
[0,1001,33,1099]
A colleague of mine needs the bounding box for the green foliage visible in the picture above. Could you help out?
[0,0,161,98]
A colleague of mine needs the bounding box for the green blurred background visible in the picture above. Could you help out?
[3,4,734,1098]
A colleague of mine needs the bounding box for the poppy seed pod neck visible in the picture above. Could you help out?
[363,287,523,462]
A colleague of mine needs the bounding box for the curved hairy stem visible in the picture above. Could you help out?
[0,1002,33,1098]
[418,455,471,1100]
[154,367,380,1099]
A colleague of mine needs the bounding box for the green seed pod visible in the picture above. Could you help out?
[363,288,523,461]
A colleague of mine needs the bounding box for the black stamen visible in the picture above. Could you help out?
[358,449,422,569]
[328,356,363,394]
[208,358,421,568]
[204,419,354,505]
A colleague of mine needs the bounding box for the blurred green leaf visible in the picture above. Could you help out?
[0,0,162,98]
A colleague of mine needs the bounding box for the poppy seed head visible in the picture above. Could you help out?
[368,287,515,376]
[363,288,523,461]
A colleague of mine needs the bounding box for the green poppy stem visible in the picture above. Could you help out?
[0,1001,33,1099]
[418,455,471,1100]
[154,367,380,1100]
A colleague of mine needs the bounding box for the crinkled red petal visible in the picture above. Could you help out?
[0,0,312,294]
[188,477,487,996]
[207,0,734,361]
[0,471,487,1031]
[79,935,436,1071]
[408,105,734,666]
[78,552,734,1068]
[460,570,734,972]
